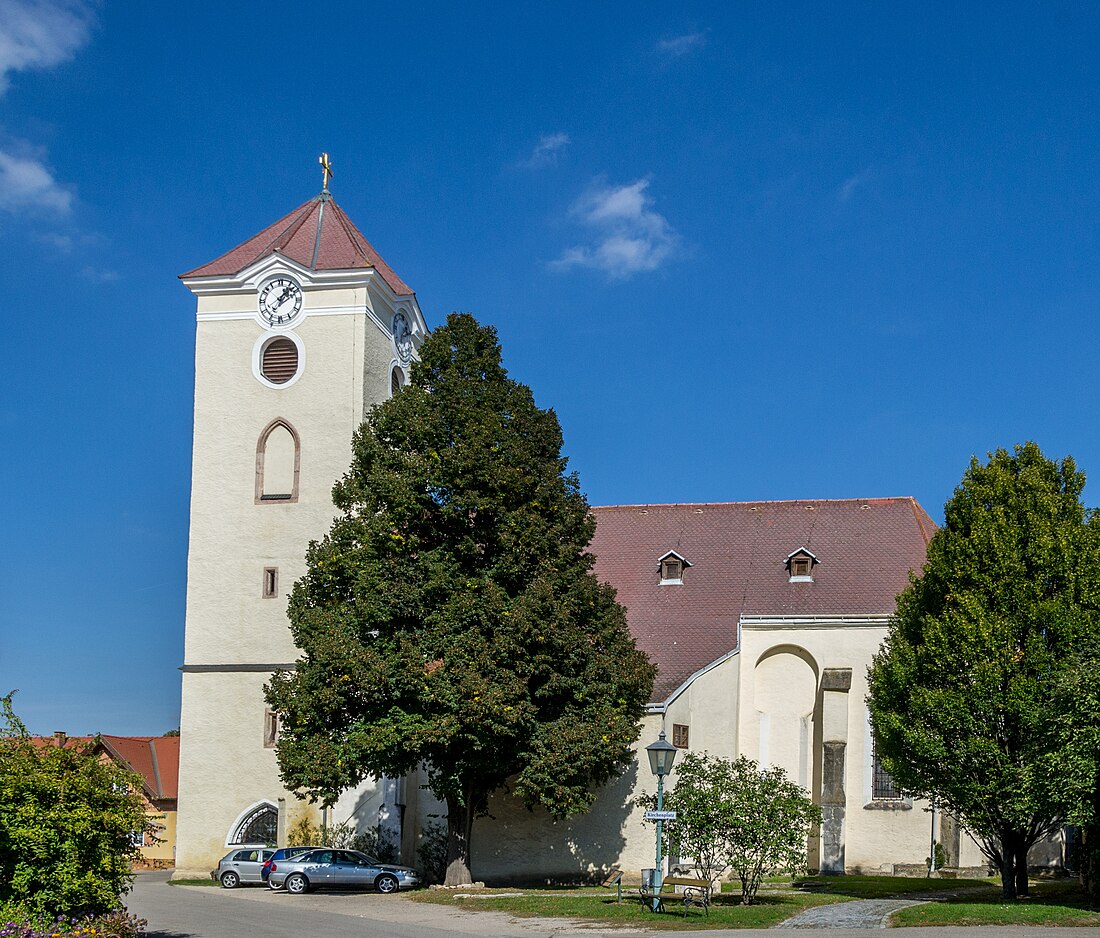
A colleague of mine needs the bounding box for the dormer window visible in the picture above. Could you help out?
[658,550,691,585]
[786,548,818,582]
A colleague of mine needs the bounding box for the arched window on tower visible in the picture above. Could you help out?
[256,418,300,504]
[391,367,405,398]
[228,801,278,846]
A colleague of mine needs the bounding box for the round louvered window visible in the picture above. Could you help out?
[261,337,299,385]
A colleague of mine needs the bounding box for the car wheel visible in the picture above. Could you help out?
[286,873,309,895]
[375,873,399,894]
[220,871,240,889]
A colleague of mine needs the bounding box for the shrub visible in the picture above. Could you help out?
[0,696,149,918]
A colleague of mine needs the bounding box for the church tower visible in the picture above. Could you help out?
[174,166,426,877]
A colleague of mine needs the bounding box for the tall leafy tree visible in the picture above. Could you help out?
[266,313,655,885]
[868,443,1100,900]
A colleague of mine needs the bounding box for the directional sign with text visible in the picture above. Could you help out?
[644,810,677,821]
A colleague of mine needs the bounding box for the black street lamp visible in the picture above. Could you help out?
[645,731,678,909]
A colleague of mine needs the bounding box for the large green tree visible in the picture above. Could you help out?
[0,694,149,917]
[266,313,655,885]
[867,443,1100,900]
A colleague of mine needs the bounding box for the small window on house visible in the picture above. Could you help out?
[128,830,146,848]
[871,736,900,800]
[263,709,280,748]
[658,551,690,584]
[786,548,818,582]
[261,337,299,385]
[672,723,689,749]
[262,567,278,598]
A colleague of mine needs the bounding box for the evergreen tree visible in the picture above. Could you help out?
[266,314,655,885]
[868,443,1100,900]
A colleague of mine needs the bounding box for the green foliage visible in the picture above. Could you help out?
[642,752,820,904]
[416,820,448,885]
[266,314,655,884]
[285,817,399,861]
[0,695,149,918]
[867,443,1100,900]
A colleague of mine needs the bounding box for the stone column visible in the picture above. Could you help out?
[819,668,852,875]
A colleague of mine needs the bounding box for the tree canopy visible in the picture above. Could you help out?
[266,313,655,885]
[867,442,1100,900]
[0,695,149,918]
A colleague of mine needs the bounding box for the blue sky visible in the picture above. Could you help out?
[3,2,1100,734]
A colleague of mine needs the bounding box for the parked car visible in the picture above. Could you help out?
[213,847,275,888]
[261,846,323,886]
[267,848,420,894]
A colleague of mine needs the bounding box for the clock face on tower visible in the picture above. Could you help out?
[258,277,303,326]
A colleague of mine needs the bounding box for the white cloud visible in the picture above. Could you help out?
[520,132,570,169]
[80,264,118,282]
[0,0,93,95]
[551,178,679,280]
[0,149,72,212]
[656,31,707,57]
[838,167,873,203]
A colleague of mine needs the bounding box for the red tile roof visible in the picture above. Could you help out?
[590,498,936,701]
[180,195,414,296]
[99,735,180,801]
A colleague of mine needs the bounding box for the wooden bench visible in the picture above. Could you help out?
[638,875,713,917]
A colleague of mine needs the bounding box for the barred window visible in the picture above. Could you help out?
[872,736,900,800]
[672,723,689,749]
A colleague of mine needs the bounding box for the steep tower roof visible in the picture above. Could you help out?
[180,194,414,296]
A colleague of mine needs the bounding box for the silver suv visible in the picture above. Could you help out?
[214,847,275,888]
[267,848,420,894]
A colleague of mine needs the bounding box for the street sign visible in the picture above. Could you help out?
[644,810,677,821]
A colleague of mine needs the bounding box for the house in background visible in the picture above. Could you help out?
[33,733,180,868]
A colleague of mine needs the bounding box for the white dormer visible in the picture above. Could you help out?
[786,548,818,582]
[658,550,691,585]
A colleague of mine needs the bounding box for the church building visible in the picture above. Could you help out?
[173,175,988,881]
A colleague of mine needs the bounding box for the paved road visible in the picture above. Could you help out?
[127,872,1100,938]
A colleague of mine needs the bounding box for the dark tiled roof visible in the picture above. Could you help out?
[590,498,935,701]
[180,195,414,296]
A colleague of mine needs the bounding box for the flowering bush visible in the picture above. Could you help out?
[0,909,145,937]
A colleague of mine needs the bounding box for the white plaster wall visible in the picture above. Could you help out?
[176,280,404,877]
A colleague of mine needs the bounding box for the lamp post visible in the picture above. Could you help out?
[646,731,677,910]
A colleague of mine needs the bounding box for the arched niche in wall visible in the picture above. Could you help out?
[255,418,300,504]
[753,643,819,790]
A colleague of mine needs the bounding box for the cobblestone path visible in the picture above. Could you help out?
[778,897,927,928]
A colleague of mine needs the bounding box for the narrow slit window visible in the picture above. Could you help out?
[263,709,280,748]
[262,567,278,598]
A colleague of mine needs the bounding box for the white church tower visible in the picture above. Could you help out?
[174,161,426,877]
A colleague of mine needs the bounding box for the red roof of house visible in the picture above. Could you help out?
[23,734,179,802]
[180,195,414,296]
[98,736,180,801]
[590,497,936,701]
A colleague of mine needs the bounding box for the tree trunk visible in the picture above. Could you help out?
[998,831,1018,901]
[1014,840,1030,898]
[444,791,474,886]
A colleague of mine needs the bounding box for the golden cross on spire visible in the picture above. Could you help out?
[319,152,334,193]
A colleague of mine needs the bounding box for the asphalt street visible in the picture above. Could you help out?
[127,872,1100,938]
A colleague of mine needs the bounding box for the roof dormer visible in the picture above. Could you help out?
[658,550,691,585]
[786,548,818,582]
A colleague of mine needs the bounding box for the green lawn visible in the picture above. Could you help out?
[409,875,999,930]
[791,874,996,900]
[889,880,1100,927]
[413,884,848,930]
[167,878,221,887]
